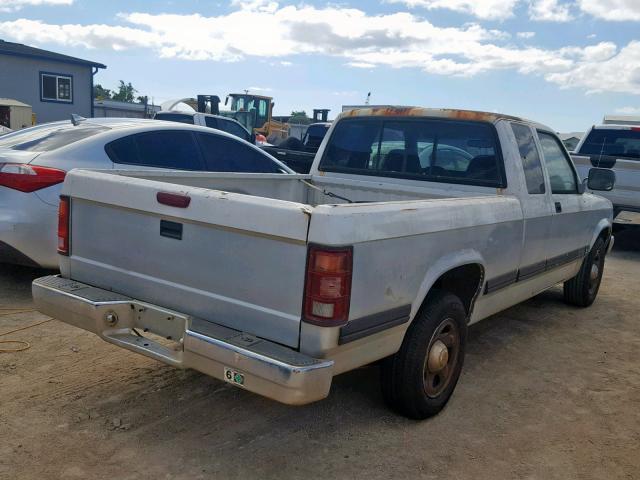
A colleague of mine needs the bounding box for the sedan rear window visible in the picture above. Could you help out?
[319,118,504,187]
[579,128,640,160]
[0,125,108,152]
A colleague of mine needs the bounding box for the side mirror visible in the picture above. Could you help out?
[587,167,616,192]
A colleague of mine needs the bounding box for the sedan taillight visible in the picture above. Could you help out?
[0,163,66,192]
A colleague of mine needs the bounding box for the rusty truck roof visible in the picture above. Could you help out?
[338,106,552,131]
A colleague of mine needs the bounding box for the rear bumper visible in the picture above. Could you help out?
[32,275,334,405]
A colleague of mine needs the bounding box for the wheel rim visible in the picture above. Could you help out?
[588,247,604,296]
[423,318,460,398]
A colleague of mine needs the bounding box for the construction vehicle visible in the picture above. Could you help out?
[161,93,289,143]
[224,93,289,142]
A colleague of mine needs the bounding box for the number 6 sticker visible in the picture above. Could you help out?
[224,367,245,387]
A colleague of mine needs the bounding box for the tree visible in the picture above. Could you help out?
[112,81,138,103]
[289,110,311,125]
[93,84,112,100]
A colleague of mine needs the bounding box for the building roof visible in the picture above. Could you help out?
[0,39,106,69]
[0,98,31,108]
[94,99,160,112]
[559,132,584,141]
[602,114,640,126]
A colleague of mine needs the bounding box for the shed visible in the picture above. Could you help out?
[0,98,33,130]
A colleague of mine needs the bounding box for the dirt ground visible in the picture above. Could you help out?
[1,228,639,480]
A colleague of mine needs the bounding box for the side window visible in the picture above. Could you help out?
[511,123,545,194]
[156,113,194,125]
[218,119,251,142]
[41,72,73,103]
[538,131,577,194]
[320,118,503,187]
[196,133,281,173]
[106,131,203,170]
[204,116,218,129]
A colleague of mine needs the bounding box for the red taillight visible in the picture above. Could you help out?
[303,246,353,326]
[632,127,640,132]
[0,163,66,193]
[57,195,70,256]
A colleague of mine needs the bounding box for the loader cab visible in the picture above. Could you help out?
[227,94,271,132]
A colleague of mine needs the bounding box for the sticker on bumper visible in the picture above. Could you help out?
[224,367,245,388]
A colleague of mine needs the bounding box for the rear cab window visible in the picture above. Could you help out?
[318,117,505,187]
[578,128,640,160]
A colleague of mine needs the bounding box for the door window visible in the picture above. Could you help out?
[511,123,545,194]
[538,131,578,194]
[204,116,218,129]
[217,119,251,142]
[156,113,195,125]
[196,133,282,173]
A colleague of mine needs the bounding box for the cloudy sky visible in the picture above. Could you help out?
[1,0,639,131]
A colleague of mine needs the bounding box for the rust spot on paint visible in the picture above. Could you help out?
[340,106,524,124]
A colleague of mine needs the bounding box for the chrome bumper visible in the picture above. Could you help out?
[32,275,333,405]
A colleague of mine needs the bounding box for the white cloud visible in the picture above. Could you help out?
[517,31,536,39]
[386,0,518,20]
[0,0,71,12]
[346,62,376,68]
[0,2,638,95]
[615,106,640,114]
[545,41,640,94]
[577,0,640,21]
[529,0,572,21]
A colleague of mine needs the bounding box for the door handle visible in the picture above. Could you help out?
[555,202,562,213]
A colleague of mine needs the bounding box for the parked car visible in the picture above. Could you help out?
[261,122,331,173]
[33,107,615,419]
[0,117,292,268]
[571,123,640,217]
[154,111,254,143]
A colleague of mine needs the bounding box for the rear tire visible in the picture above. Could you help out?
[381,290,467,419]
[563,236,606,307]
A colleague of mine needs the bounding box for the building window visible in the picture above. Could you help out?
[41,73,73,103]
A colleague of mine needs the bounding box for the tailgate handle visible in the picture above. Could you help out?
[160,220,183,240]
[157,192,191,208]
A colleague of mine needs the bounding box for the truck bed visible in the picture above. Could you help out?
[60,169,518,348]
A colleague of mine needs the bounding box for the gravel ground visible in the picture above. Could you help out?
[0,227,638,480]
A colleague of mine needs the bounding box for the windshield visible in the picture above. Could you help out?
[0,123,108,152]
[579,128,640,160]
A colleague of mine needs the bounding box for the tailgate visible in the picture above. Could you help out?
[62,170,311,348]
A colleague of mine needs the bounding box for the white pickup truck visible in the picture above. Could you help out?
[33,107,616,419]
[571,123,640,218]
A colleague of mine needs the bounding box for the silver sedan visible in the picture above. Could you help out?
[0,117,292,269]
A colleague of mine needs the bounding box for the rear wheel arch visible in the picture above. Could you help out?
[411,259,486,324]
